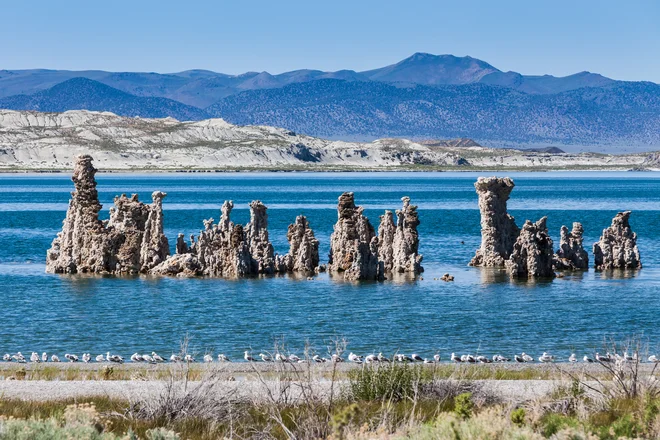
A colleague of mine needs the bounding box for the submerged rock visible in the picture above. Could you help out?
[46,155,169,274]
[469,177,520,267]
[328,192,383,280]
[505,217,555,279]
[280,215,320,273]
[554,222,589,270]
[593,211,642,270]
[378,197,423,274]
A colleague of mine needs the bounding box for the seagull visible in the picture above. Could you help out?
[288,354,300,363]
[424,358,434,364]
[476,355,491,364]
[365,354,378,363]
[595,353,611,363]
[331,354,344,363]
[152,352,165,363]
[378,353,390,363]
[203,354,213,363]
[95,354,105,362]
[82,353,91,363]
[312,354,326,363]
[170,354,182,362]
[569,353,577,363]
[466,354,476,363]
[514,354,524,363]
[623,351,634,362]
[451,353,462,363]
[275,353,289,363]
[13,352,26,363]
[244,351,255,362]
[3,354,11,362]
[218,354,230,362]
[30,352,40,363]
[259,353,272,362]
[411,353,424,362]
[130,353,144,363]
[348,352,363,363]
[64,353,79,362]
[539,352,555,363]
[106,352,124,363]
[184,354,195,363]
[51,354,60,362]
[42,352,48,362]
[142,354,154,363]
[522,353,534,363]
[433,354,441,363]
[583,355,594,363]
[649,355,659,363]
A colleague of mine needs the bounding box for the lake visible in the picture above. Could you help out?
[0,171,658,361]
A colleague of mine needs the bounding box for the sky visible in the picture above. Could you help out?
[3,0,659,81]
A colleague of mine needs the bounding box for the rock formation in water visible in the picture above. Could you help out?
[554,222,589,270]
[505,217,555,279]
[279,215,319,273]
[46,155,169,274]
[469,177,520,267]
[245,200,277,274]
[378,197,423,274]
[328,192,383,280]
[593,211,642,270]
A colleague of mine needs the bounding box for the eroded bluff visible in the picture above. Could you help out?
[46,155,169,274]
[505,217,556,279]
[469,177,520,267]
[593,211,642,270]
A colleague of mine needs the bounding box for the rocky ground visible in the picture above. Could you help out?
[1,110,658,171]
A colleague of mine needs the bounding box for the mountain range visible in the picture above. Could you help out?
[1,53,658,149]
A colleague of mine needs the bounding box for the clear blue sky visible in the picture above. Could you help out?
[3,0,659,81]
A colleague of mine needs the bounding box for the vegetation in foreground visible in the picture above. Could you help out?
[1,339,659,439]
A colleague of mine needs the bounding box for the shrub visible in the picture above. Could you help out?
[541,413,579,437]
[347,363,423,402]
[454,392,473,420]
[511,407,526,426]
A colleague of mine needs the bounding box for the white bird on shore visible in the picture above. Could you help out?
[95,354,105,362]
[184,354,195,363]
[107,352,124,363]
[451,353,462,363]
[522,353,533,363]
[42,352,48,362]
[595,353,610,363]
[539,352,555,363]
[218,354,230,362]
[477,355,491,364]
[142,354,154,363]
[424,358,435,364]
[569,353,577,363]
[467,354,477,363]
[583,355,594,363]
[82,353,91,363]
[275,353,289,363]
[365,354,378,364]
[624,351,634,362]
[203,354,213,363]
[259,353,272,362]
[130,353,144,363]
[170,354,182,362]
[65,353,79,362]
[331,354,344,363]
[434,354,441,363]
[51,355,60,362]
[30,352,40,363]
[411,353,424,362]
[244,351,254,362]
[288,354,300,363]
[13,352,26,363]
[649,355,659,363]
[514,354,524,363]
[152,352,165,363]
[378,353,390,363]
[348,352,362,363]
[3,354,11,362]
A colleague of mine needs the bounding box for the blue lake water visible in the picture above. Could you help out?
[0,171,659,361]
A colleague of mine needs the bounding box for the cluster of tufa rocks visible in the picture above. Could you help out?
[47,156,423,281]
[469,176,642,278]
[327,192,424,280]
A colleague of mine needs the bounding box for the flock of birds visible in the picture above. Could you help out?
[2,350,659,365]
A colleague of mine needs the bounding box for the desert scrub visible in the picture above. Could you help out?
[453,392,474,419]
[347,363,426,402]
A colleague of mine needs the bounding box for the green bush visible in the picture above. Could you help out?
[540,413,579,437]
[510,407,526,426]
[347,363,423,402]
[454,392,473,420]
[610,414,641,438]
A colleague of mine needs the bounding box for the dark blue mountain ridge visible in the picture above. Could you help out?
[0,52,636,108]
[0,77,210,120]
